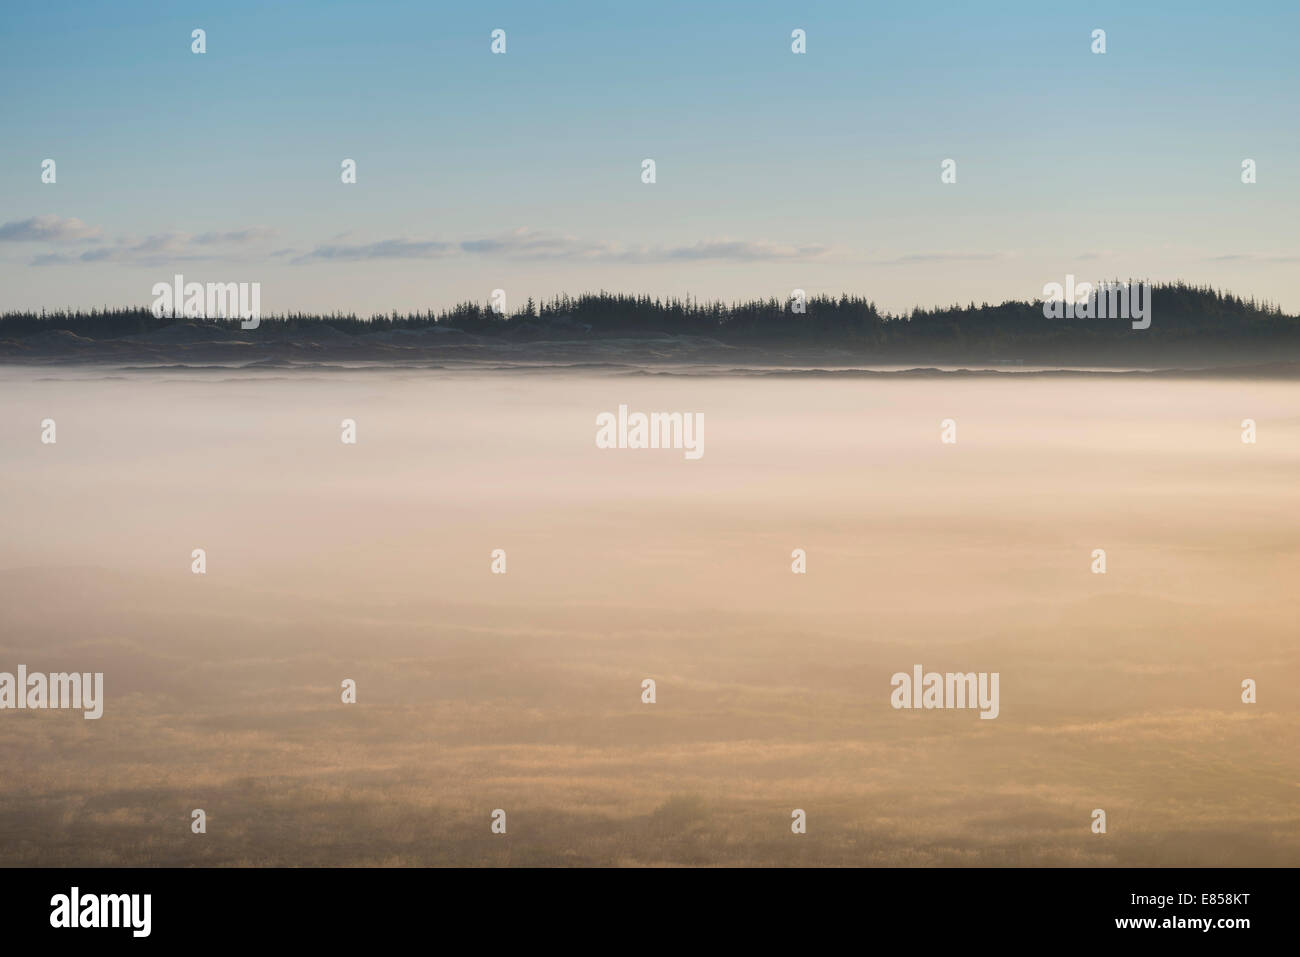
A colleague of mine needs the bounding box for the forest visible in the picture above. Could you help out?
[2,282,1296,362]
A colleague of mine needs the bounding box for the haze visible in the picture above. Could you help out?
[0,365,1296,865]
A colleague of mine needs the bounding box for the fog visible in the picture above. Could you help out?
[1,364,1296,865]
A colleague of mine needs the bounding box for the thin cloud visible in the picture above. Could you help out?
[1205,253,1300,264]
[23,221,833,267]
[194,227,278,245]
[294,229,833,265]
[27,226,277,266]
[874,252,1004,265]
[662,240,829,262]
[292,239,456,263]
[0,215,103,242]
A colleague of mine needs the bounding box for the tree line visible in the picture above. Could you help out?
[2,282,1295,357]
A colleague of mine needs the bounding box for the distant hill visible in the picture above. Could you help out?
[2,282,1296,367]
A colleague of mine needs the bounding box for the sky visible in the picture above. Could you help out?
[2,0,1298,316]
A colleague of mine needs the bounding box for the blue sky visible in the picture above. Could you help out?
[2,0,1297,315]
